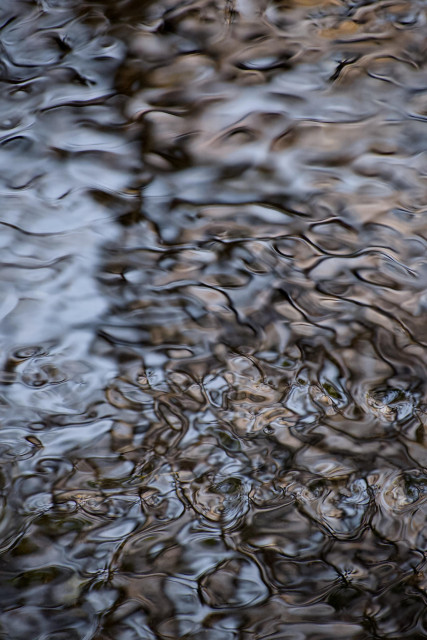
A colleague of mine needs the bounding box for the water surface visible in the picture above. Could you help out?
[0,0,427,638]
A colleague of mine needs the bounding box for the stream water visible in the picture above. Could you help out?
[0,0,427,638]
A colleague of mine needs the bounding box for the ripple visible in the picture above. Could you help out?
[0,0,426,637]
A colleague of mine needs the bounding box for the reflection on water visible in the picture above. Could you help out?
[0,0,427,637]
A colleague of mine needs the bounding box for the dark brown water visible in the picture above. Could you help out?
[0,0,427,638]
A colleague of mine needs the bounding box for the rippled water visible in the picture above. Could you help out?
[1,0,427,637]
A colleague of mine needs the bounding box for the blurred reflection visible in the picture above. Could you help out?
[0,0,427,638]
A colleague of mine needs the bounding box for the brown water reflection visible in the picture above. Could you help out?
[0,0,427,638]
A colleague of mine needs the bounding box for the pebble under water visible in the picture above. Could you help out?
[0,0,427,638]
